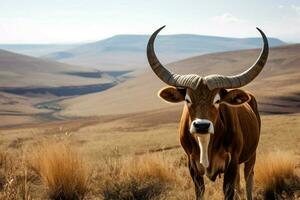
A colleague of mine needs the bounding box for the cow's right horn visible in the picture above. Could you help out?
[204,28,269,90]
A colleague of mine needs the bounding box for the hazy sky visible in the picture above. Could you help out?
[1,0,300,43]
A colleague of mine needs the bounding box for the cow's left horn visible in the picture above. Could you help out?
[204,28,269,90]
[147,26,202,90]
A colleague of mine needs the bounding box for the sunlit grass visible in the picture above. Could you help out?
[255,151,300,199]
[30,141,89,200]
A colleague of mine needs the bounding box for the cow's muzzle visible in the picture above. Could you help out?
[190,119,214,135]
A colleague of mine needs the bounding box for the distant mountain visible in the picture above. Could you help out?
[0,44,80,57]
[43,34,285,71]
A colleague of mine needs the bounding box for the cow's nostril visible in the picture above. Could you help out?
[194,122,210,132]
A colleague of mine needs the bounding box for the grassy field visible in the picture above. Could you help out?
[0,110,299,199]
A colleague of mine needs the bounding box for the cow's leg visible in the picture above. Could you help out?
[235,165,242,199]
[223,159,238,200]
[188,160,205,200]
[244,153,256,200]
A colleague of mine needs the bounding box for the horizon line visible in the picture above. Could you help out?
[0,33,288,45]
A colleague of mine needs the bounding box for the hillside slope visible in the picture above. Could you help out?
[0,49,112,88]
[60,44,300,117]
[0,49,118,126]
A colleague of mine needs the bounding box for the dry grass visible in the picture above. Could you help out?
[94,151,227,200]
[0,114,299,199]
[1,142,299,199]
[30,141,90,200]
[255,151,300,199]
[0,151,33,200]
[97,153,178,200]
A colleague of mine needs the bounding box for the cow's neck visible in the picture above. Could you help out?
[205,112,231,180]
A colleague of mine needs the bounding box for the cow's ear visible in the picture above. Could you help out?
[220,89,251,106]
[158,86,186,103]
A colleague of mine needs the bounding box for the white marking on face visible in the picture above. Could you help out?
[198,134,210,168]
[185,94,192,105]
[213,93,220,108]
[190,119,214,134]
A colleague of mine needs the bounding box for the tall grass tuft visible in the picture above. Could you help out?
[30,141,89,200]
[255,151,300,199]
[98,153,177,200]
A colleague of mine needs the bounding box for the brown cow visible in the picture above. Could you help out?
[146,26,269,200]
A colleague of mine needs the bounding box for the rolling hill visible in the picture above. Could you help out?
[44,34,285,71]
[0,49,116,126]
[59,44,300,117]
[0,49,113,88]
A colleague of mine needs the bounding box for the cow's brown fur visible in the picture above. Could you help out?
[159,81,260,200]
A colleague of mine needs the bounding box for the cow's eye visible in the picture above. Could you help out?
[185,99,191,104]
[185,94,192,104]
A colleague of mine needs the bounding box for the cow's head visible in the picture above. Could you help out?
[147,26,268,168]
